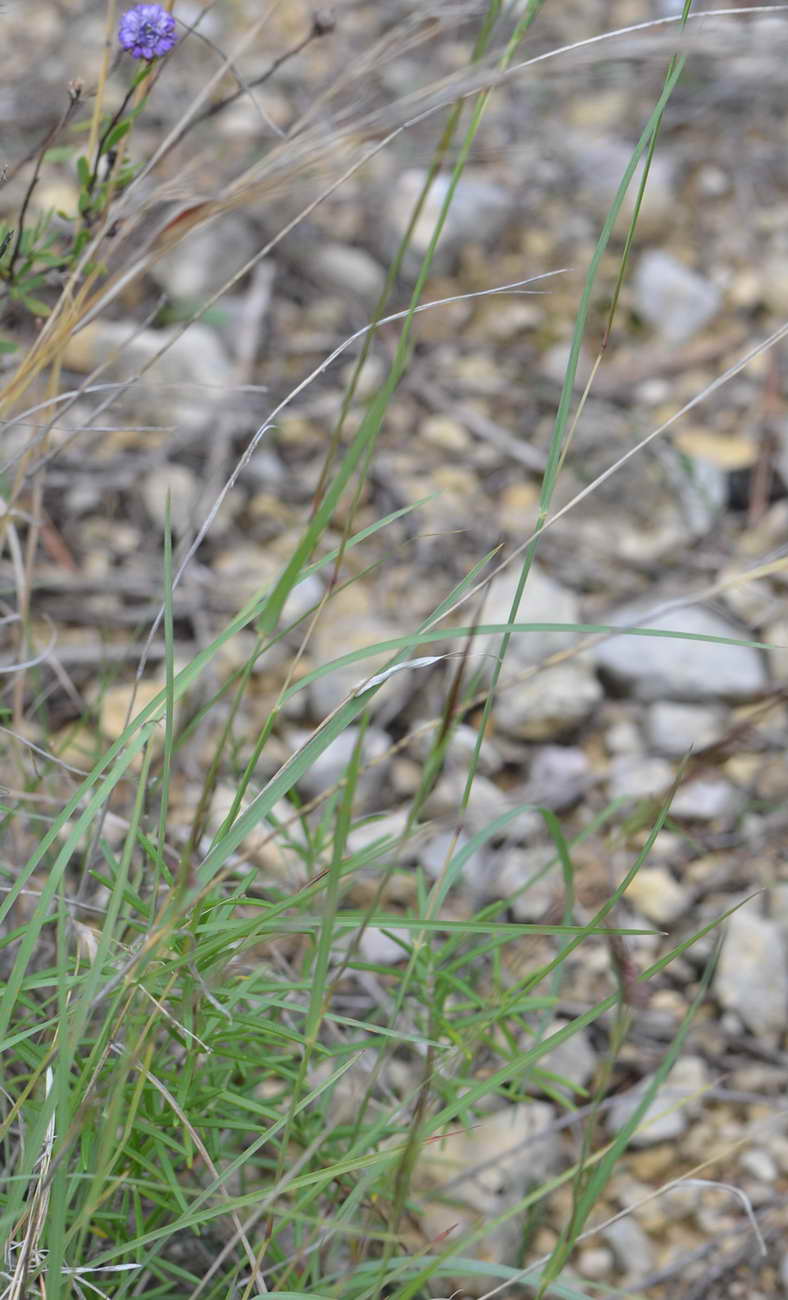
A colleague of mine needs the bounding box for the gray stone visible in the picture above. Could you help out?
[500,663,603,741]
[243,448,287,488]
[716,907,788,1035]
[770,883,788,936]
[572,135,676,238]
[670,777,744,822]
[526,745,591,810]
[289,724,389,801]
[608,755,674,802]
[766,617,788,682]
[142,463,198,535]
[424,770,541,841]
[347,810,409,860]
[421,830,485,892]
[578,1247,614,1281]
[412,1101,558,1297]
[594,603,767,701]
[496,846,565,921]
[633,250,722,344]
[339,352,387,401]
[411,723,504,776]
[606,715,643,756]
[664,450,727,539]
[602,1218,654,1284]
[152,213,261,301]
[646,701,728,756]
[564,441,726,577]
[382,167,512,277]
[308,586,401,716]
[483,564,580,668]
[625,866,690,925]
[63,319,234,430]
[537,1021,597,1097]
[357,926,411,965]
[303,241,386,305]
[607,1055,708,1146]
[776,421,788,495]
[739,1148,778,1183]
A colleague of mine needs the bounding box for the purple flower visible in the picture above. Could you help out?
[118,4,177,60]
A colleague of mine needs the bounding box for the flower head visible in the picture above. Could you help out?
[118,4,177,60]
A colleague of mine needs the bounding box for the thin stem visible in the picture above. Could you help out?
[187,15,329,132]
[5,86,83,283]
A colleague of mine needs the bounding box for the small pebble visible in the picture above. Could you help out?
[578,1247,614,1280]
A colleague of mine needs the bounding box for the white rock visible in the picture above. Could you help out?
[572,135,676,238]
[339,352,386,400]
[411,722,504,775]
[739,1148,778,1183]
[578,1247,614,1281]
[770,883,788,937]
[347,810,409,859]
[289,724,389,800]
[537,1021,597,1096]
[412,1102,558,1296]
[633,250,722,344]
[243,448,287,488]
[608,755,674,801]
[153,213,261,300]
[606,716,643,755]
[212,545,323,625]
[304,241,386,305]
[594,602,767,701]
[421,830,485,891]
[719,573,777,627]
[716,907,788,1035]
[646,700,727,756]
[670,777,744,822]
[483,564,579,668]
[625,867,690,925]
[766,617,788,681]
[674,454,728,537]
[526,744,590,810]
[357,926,411,965]
[697,164,731,198]
[308,586,401,716]
[541,340,594,389]
[607,1055,708,1146]
[500,663,603,740]
[142,463,198,535]
[63,319,234,429]
[207,785,304,885]
[98,677,167,744]
[602,1218,654,1282]
[382,167,512,276]
[496,847,564,920]
[424,770,541,840]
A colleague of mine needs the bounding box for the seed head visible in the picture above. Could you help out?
[118,4,178,60]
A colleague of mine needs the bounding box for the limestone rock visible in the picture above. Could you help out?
[594,603,767,701]
[633,250,722,344]
[716,907,788,1036]
[625,867,690,925]
[382,167,512,277]
[607,1055,709,1146]
[411,1102,558,1296]
[499,663,602,741]
[645,701,728,756]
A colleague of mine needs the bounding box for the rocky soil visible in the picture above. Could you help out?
[3,2,788,1296]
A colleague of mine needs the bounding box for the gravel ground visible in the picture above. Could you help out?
[3,2,788,1295]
